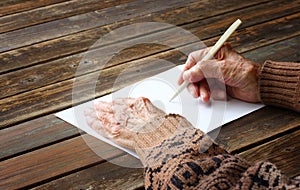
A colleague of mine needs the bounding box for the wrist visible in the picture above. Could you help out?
[134,114,193,163]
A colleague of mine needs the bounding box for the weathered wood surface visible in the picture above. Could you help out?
[1,1,299,98]
[0,0,299,189]
[0,0,134,33]
[1,13,299,129]
[238,129,300,178]
[1,37,299,165]
[0,0,277,74]
[32,154,144,190]
[0,0,70,17]
[214,106,300,154]
[29,128,300,190]
[0,135,120,189]
[0,0,198,52]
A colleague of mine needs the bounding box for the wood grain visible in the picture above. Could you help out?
[0,37,298,161]
[0,134,124,189]
[29,130,300,189]
[32,154,144,190]
[30,129,300,189]
[238,129,300,178]
[0,16,299,128]
[0,0,198,52]
[0,115,79,160]
[213,106,300,153]
[0,0,297,73]
[0,36,299,190]
[0,0,70,17]
[0,0,299,189]
[0,0,134,33]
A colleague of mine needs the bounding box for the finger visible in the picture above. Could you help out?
[94,101,113,113]
[177,71,185,85]
[177,61,194,85]
[185,51,199,68]
[187,83,200,98]
[94,101,121,133]
[199,80,210,103]
[186,59,225,83]
[186,48,212,67]
[182,63,206,83]
[84,107,120,137]
[84,107,101,129]
[93,101,123,134]
[178,50,202,85]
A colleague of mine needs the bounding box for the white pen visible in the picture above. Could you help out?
[169,19,242,102]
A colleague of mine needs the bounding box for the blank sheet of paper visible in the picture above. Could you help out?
[55,65,264,158]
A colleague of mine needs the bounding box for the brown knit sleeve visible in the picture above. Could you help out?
[134,114,300,189]
[259,60,300,112]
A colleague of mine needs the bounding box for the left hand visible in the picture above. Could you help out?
[84,97,165,149]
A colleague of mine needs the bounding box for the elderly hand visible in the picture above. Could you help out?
[84,97,165,149]
[178,43,261,103]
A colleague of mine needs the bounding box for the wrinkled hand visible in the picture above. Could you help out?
[178,43,261,103]
[84,97,165,149]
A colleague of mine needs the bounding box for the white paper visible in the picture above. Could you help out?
[55,65,264,158]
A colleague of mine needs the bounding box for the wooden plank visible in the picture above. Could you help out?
[0,18,299,129]
[0,134,124,189]
[0,14,299,114]
[238,129,300,178]
[32,127,300,190]
[0,0,134,33]
[0,37,299,161]
[0,0,199,52]
[0,0,296,74]
[32,154,144,190]
[0,115,79,160]
[0,110,299,189]
[0,0,269,52]
[1,112,296,189]
[0,0,70,17]
[244,36,300,63]
[213,106,300,153]
[0,12,299,105]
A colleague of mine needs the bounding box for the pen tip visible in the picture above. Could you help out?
[169,96,175,102]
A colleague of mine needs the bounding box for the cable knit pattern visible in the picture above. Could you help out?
[259,60,300,112]
[135,114,300,189]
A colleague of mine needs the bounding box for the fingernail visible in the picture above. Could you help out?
[201,95,205,102]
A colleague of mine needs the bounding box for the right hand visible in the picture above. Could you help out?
[178,43,261,103]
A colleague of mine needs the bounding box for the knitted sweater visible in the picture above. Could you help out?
[134,61,300,189]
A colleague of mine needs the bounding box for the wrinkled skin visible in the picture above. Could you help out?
[178,43,261,103]
[84,97,165,149]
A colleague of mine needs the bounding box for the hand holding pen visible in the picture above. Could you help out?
[177,43,261,103]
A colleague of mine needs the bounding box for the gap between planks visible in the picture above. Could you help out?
[0,0,271,54]
[0,12,299,101]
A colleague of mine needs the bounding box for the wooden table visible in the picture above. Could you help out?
[0,0,299,189]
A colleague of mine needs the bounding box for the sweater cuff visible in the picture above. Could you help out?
[134,114,192,165]
[134,114,227,167]
[259,60,300,112]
